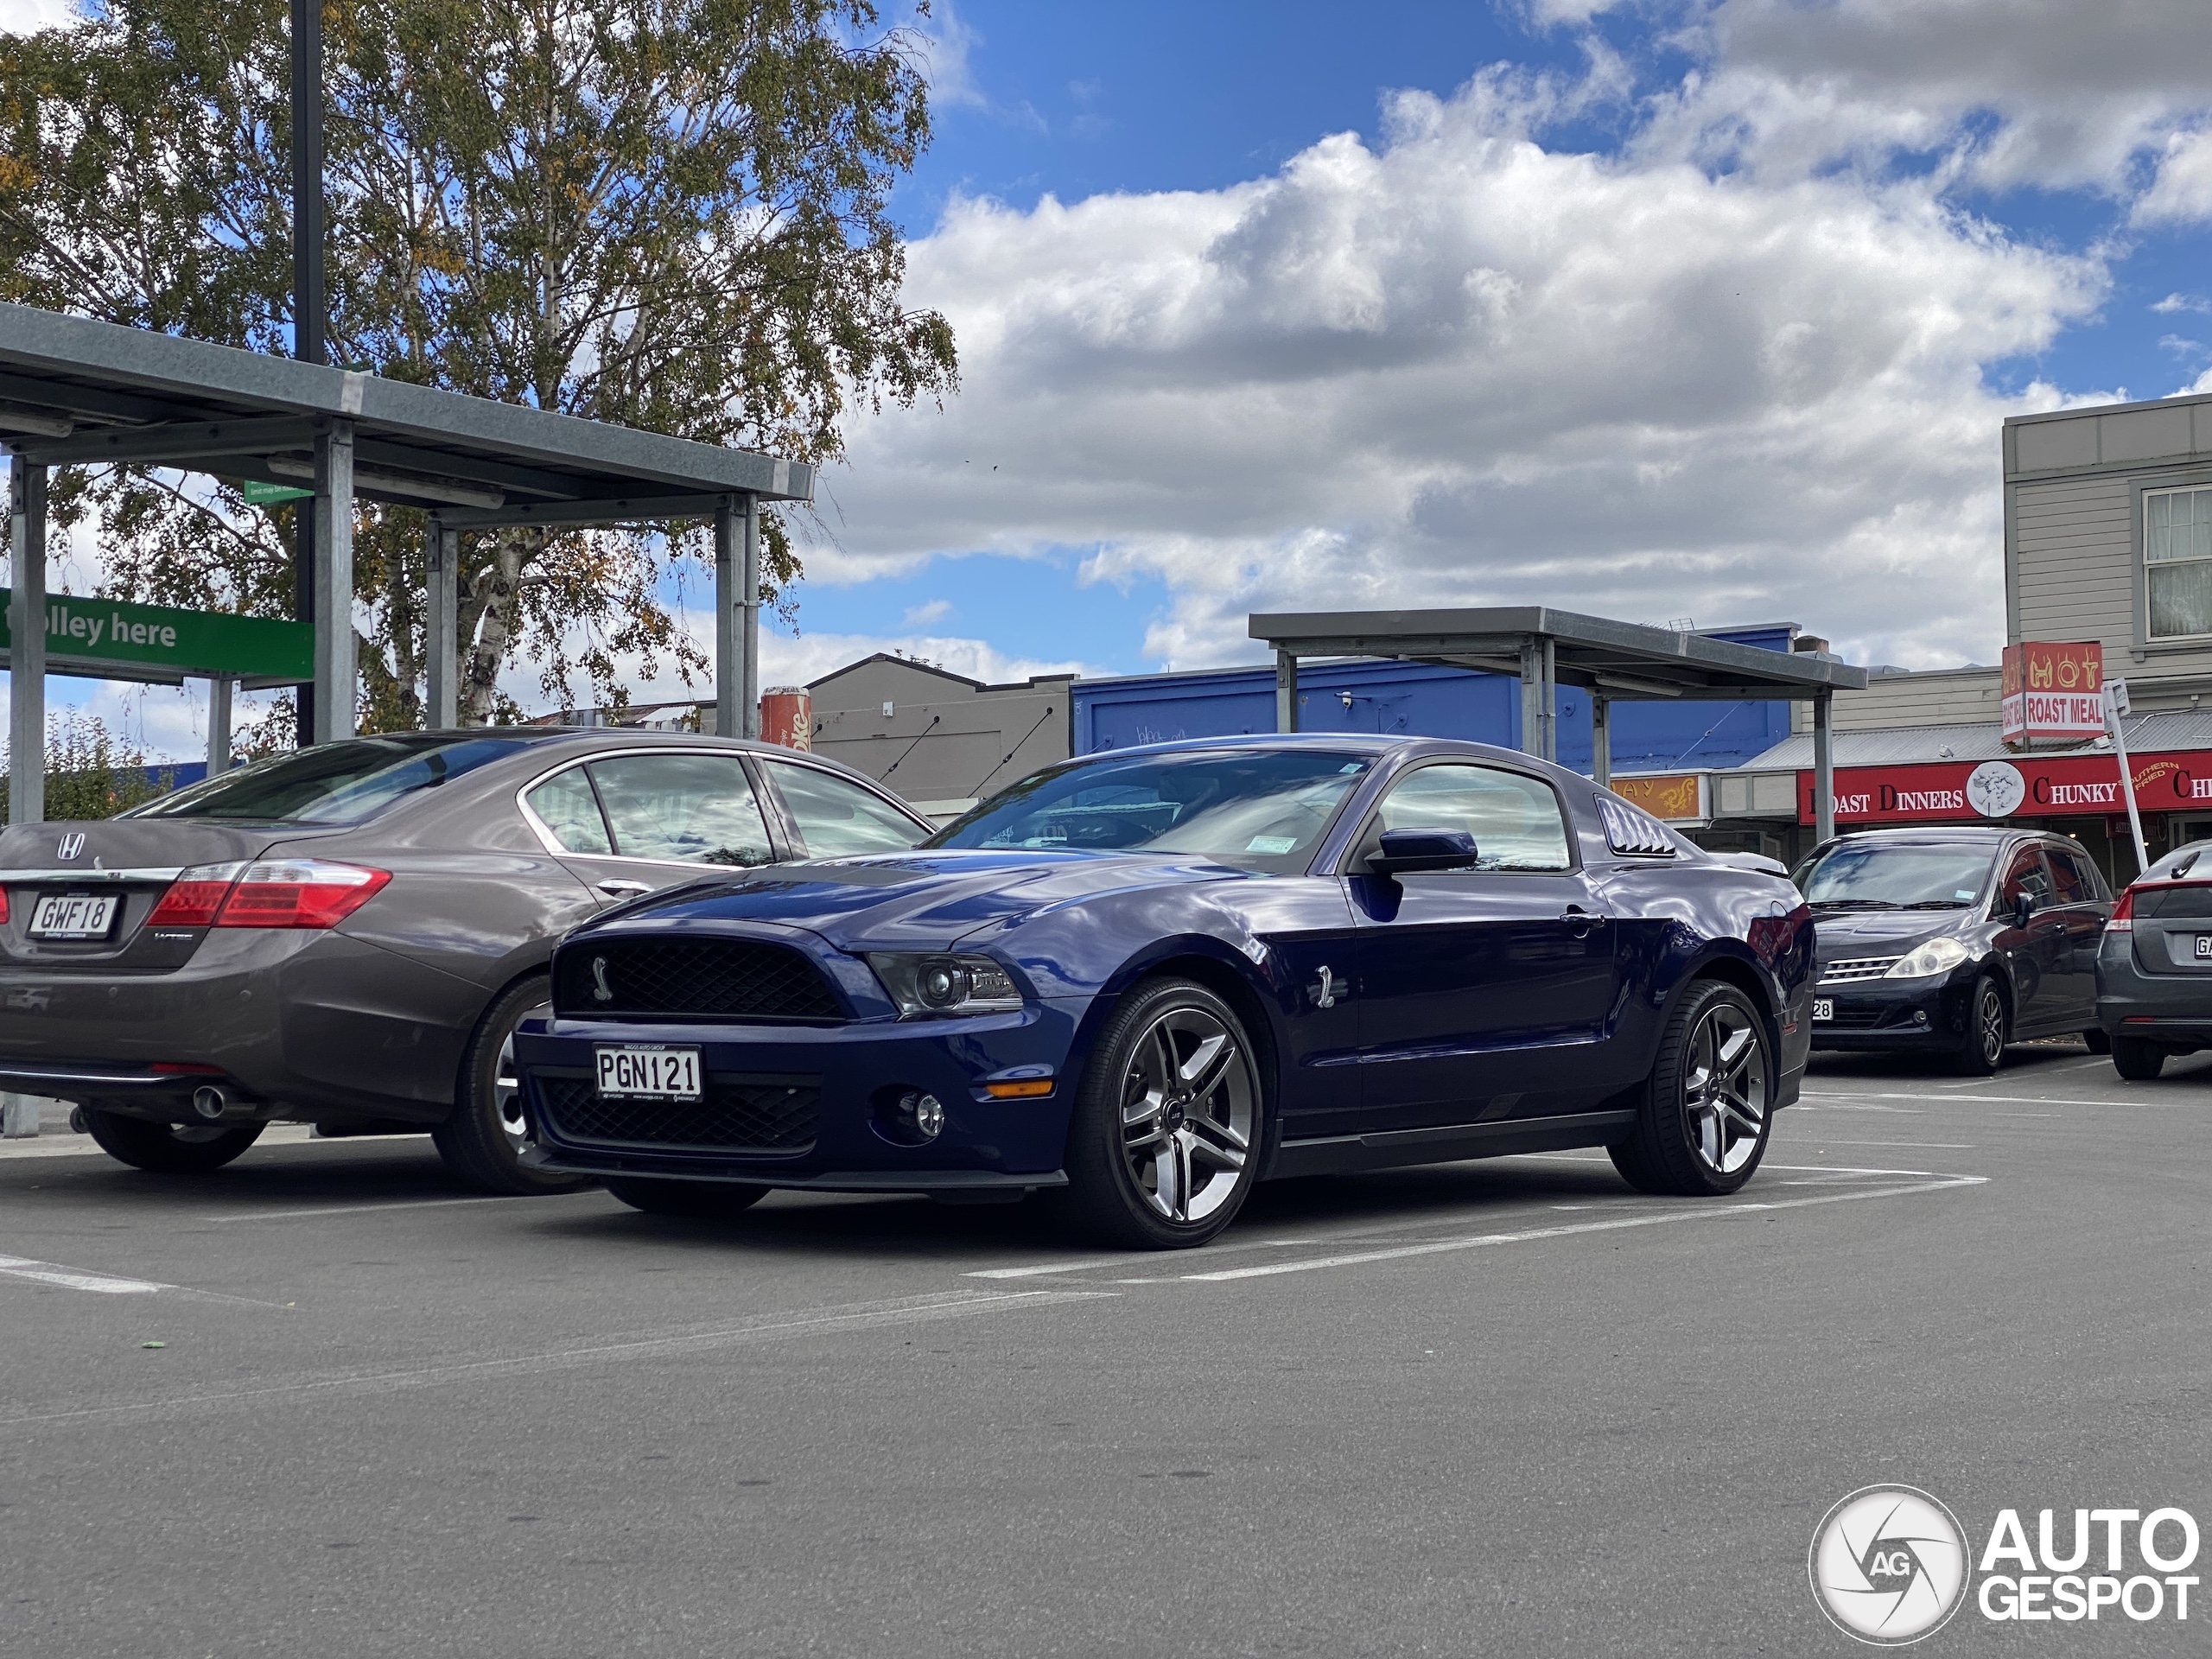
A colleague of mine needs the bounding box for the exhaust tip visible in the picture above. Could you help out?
[190,1085,230,1122]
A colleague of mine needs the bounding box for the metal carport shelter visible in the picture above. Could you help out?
[1249,606,1870,842]
[0,302,812,823]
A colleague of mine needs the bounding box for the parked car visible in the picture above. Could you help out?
[512,734,1817,1249]
[2095,838,2212,1078]
[0,728,931,1190]
[1794,827,2113,1073]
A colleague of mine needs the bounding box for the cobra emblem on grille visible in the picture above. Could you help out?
[55,833,85,861]
[591,957,613,1002]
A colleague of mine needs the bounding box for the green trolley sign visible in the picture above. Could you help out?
[0,596,314,683]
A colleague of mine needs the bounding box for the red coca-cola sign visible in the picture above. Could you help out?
[1798,749,2212,827]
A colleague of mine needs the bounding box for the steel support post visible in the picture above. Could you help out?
[741,493,761,739]
[312,421,355,743]
[1275,651,1299,733]
[1519,639,1558,760]
[425,516,458,729]
[290,0,324,750]
[1591,694,1611,787]
[9,461,46,824]
[207,677,234,776]
[1813,690,1835,845]
[714,496,739,739]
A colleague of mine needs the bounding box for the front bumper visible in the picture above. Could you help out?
[512,999,1085,1193]
[1808,969,1974,1051]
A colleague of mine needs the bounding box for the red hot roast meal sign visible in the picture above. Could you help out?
[1799,751,2212,827]
[2000,640,2105,746]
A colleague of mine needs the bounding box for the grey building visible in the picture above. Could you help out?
[805,656,1074,815]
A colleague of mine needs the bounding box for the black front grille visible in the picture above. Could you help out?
[1825,1004,1895,1030]
[554,938,843,1022]
[532,1071,819,1154]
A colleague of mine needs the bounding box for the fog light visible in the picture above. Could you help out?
[1913,1010,1929,1027]
[907,1092,944,1140]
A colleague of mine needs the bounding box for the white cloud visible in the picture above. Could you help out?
[2153,291,2212,314]
[0,0,79,34]
[833,73,2106,672]
[2136,128,2212,224]
[1630,0,2212,196]
[899,597,953,627]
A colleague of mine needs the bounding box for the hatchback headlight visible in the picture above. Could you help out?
[868,952,1025,1017]
[1885,937,1974,979]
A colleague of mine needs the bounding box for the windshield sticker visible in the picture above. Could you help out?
[1245,835,1299,854]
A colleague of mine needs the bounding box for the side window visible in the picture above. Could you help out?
[524,765,613,855]
[585,753,775,868]
[763,759,925,858]
[1368,763,1573,873]
[1998,847,2051,910]
[2046,848,2089,905]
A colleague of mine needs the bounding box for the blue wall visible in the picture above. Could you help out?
[1070,627,1799,775]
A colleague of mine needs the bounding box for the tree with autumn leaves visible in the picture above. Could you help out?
[0,0,957,728]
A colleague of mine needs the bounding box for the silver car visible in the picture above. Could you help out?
[0,729,931,1189]
[2096,837,2212,1078]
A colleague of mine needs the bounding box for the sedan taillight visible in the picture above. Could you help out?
[2106,886,2135,932]
[145,863,246,927]
[212,860,391,929]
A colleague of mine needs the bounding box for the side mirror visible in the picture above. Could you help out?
[1370,827,1481,876]
[2012,893,2036,928]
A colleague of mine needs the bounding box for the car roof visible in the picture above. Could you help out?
[1829,827,2086,850]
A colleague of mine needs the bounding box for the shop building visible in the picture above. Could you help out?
[1697,386,2212,880]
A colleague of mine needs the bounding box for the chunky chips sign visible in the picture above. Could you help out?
[2002,641,2106,747]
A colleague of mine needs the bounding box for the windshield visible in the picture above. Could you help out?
[1793,842,1995,909]
[125,734,525,826]
[931,748,1373,873]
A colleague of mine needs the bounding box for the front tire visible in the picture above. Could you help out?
[1609,979,1773,1197]
[431,976,590,1195]
[1955,976,2007,1076]
[604,1178,769,1217]
[1056,977,1262,1249]
[83,1110,264,1173]
[2112,1036,2166,1080]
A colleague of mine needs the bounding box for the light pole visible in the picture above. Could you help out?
[290,0,323,747]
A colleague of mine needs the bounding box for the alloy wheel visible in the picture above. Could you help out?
[494,1003,551,1153]
[1683,1001,1767,1176]
[1977,985,2005,1067]
[1119,1006,1255,1224]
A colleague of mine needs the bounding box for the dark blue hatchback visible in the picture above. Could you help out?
[514,735,1815,1249]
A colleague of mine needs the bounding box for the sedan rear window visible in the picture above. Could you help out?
[126,734,523,826]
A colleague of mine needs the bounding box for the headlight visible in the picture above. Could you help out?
[867,952,1025,1017]
[1885,937,1974,979]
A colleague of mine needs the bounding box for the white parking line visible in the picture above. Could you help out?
[1796,1140,1975,1149]
[1178,1174,1987,1283]
[0,1255,168,1294]
[1805,1090,2122,1108]
[209,1193,588,1224]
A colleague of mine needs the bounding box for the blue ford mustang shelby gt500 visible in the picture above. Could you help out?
[513,736,1815,1249]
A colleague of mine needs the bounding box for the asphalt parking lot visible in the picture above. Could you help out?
[3,1046,2206,1657]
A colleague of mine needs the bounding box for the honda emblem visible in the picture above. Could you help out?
[55,833,85,861]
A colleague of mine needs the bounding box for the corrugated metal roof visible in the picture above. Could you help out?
[1739,706,2212,771]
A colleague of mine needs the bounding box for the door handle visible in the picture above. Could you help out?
[597,880,652,896]
[1562,906,1607,937]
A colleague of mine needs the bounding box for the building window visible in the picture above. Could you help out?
[2146,486,2212,639]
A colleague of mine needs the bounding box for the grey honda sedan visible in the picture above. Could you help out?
[0,728,931,1190]
[2095,838,2212,1078]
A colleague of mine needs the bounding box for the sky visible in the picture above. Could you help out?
[11,0,2212,757]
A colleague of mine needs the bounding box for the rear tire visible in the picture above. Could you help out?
[603,1178,768,1217]
[1955,976,2007,1076]
[1055,977,1262,1249]
[1608,979,1773,1198]
[2081,1027,2113,1055]
[2112,1036,2166,1081]
[82,1110,264,1173]
[431,976,590,1196]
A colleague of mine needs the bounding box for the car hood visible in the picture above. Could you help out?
[1810,908,1974,962]
[585,849,1254,953]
